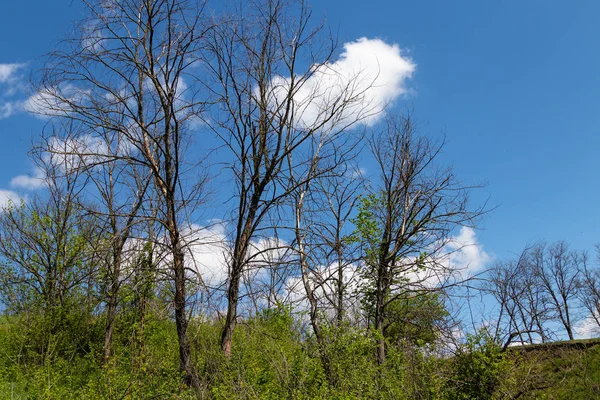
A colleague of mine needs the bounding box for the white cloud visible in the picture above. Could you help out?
[24,84,90,118]
[442,227,491,274]
[0,102,18,119]
[44,133,138,173]
[350,166,367,179]
[81,22,106,54]
[395,227,491,290]
[575,313,600,339]
[279,227,490,318]
[181,222,290,291]
[183,222,230,288]
[10,167,46,190]
[0,63,24,84]
[268,37,415,131]
[0,63,26,119]
[0,190,22,210]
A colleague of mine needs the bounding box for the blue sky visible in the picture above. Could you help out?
[1,0,600,266]
[315,0,600,260]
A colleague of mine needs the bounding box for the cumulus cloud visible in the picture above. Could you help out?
[281,227,490,317]
[183,222,229,288]
[179,222,288,290]
[0,190,22,210]
[0,102,18,119]
[281,261,363,317]
[0,63,24,84]
[0,63,26,119]
[24,84,90,118]
[396,227,491,289]
[43,132,139,174]
[442,227,491,274]
[10,167,46,190]
[575,313,600,339]
[268,37,415,131]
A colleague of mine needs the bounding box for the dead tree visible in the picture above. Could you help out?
[288,159,363,383]
[531,242,582,341]
[578,248,600,332]
[203,0,380,357]
[486,251,551,348]
[353,114,485,364]
[29,0,208,389]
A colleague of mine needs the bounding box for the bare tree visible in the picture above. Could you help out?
[36,119,153,363]
[353,114,484,364]
[65,131,150,362]
[310,166,364,324]
[30,0,209,389]
[530,242,582,341]
[486,251,551,349]
[203,0,378,357]
[578,247,600,332]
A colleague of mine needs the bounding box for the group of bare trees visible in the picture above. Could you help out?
[0,0,490,392]
[486,241,600,348]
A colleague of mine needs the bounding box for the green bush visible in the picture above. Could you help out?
[445,330,508,400]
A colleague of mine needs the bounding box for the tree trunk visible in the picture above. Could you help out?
[221,263,241,357]
[170,225,202,391]
[375,316,386,365]
[221,208,258,357]
[103,249,122,362]
[375,259,389,365]
[336,244,344,326]
[300,248,333,384]
[103,294,118,362]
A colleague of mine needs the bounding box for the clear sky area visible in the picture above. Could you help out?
[1,0,600,270]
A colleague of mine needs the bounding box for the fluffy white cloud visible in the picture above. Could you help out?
[0,63,24,84]
[396,227,491,289]
[442,227,491,274]
[280,227,491,318]
[24,84,90,118]
[10,167,46,190]
[0,63,26,119]
[181,222,290,290]
[281,261,363,317]
[0,102,18,119]
[575,313,600,339]
[0,190,22,210]
[268,37,415,131]
[43,133,139,174]
[183,222,230,288]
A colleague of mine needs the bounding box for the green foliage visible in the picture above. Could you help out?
[207,305,328,399]
[445,330,508,400]
[0,201,98,316]
[385,292,449,347]
[3,302,600,399]
[348,194,383,265]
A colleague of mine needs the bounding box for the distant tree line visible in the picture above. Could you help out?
[485,240,600,348]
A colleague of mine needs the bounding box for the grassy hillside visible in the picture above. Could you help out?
[498,339,600,399]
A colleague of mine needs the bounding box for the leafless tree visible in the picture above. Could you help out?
[530,242,582,341]
[486,251,551,349]
[61,131,150,362]
[578,247,600,332]
[354,114,485,364]
[203,0,379,357]
[281,152,363,383]
[29,0,209,389]
[35,119,153,363]
[309,165,364,326]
